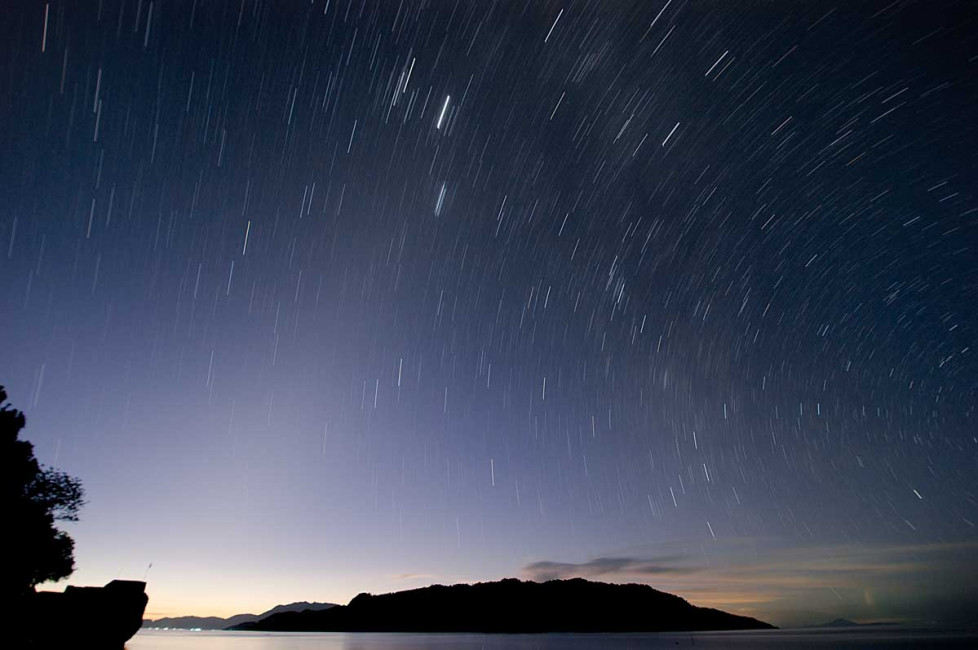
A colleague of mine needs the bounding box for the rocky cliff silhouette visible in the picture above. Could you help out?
[17,580,148,647]
[232,578,775,633]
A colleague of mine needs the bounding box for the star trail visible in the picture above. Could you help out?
[1,0,976,627]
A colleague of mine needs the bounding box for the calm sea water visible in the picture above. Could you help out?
[130,627,978,649]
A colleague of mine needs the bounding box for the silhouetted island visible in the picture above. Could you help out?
[231,578,775,633]
[143,601,336,629]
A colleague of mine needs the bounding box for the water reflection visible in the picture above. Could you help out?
[130,628,978,650]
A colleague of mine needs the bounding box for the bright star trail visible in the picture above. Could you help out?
[1,0,976,627]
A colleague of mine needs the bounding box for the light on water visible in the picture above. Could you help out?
[130,628,978,650]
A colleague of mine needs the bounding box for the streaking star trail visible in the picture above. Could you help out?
[1,0,976,627]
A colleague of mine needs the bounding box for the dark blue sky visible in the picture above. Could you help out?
[1,0,976,626]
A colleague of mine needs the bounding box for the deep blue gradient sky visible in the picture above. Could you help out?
[1,0,976,627]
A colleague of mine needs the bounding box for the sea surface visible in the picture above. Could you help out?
[130,627,978,649]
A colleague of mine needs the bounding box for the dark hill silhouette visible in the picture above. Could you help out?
[143,601,335,629]
[232,578,774,633]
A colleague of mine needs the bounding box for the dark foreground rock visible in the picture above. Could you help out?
[233,577,774,633]
[16,580,147,648]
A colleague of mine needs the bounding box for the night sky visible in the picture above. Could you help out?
[2,0,977,628]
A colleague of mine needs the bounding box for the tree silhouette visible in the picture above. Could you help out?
[1,386,84,600]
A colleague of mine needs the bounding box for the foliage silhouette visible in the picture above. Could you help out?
[1,386,84,600]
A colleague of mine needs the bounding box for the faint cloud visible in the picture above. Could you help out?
[524,556,698,582]
[389,573,439,581]
[520,540,978,627]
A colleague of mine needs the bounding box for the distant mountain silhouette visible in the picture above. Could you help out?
[816,618,860,627]
[810,618,897,628]
[143,601,335,629]
[814,618,859,627]
[231,578,775,633]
